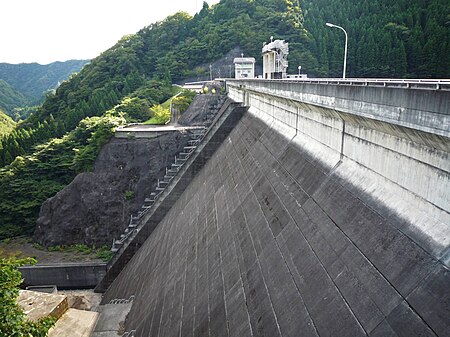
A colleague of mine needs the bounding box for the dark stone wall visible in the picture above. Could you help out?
[102,111,448,336]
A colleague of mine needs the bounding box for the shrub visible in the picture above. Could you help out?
[0,257,56,336]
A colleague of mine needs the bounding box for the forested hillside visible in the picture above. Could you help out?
[0,110,15,137]
[0,80,32,117]
[300,0,450,77]
[0,60,89,101]
[0,60,89,121]
[0,0,448,240]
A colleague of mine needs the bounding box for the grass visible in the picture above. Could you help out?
[143,86,184,125]
[143,117,164,125]
[39,243,114,262]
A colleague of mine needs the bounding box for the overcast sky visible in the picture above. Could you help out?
[0,0,219,64]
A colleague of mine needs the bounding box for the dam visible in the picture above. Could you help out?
[97,79,449,336]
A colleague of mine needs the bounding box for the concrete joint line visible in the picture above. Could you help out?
[228,139,283,337]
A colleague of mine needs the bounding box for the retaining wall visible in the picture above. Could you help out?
[20,263,106,289]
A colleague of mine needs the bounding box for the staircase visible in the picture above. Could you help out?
[95,96,247,293]
[91,296,134,337]
[111,128,207,253]
[110,95,228,254]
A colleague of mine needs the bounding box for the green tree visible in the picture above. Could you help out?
[151,105,171,124]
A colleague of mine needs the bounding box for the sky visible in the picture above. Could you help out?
[0,0,219,64]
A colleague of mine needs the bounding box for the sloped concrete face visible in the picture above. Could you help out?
[102,108,449,336]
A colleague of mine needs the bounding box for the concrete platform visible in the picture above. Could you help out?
[18,290,68,321]
[91,302,133,337]
[115,124,204,139]
[48,308,99,337]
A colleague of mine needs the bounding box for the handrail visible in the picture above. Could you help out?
[227,78,450,90]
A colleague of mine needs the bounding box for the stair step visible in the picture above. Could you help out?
[179,152,191,157]
[113,239,123,246]
[48,308,99,337]
[183,146,197,152]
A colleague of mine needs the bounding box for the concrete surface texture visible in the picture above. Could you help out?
[18,290,68,321]
[20,263,106,289]
[91,302,133,336]
[228,80,450,266]
[228,79,450,137]
[48,308,99,337]
[101,100,449,336]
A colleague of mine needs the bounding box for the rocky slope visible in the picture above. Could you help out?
[34,132,189,247]
[33,93,226,248]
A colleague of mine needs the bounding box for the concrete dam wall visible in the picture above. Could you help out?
[101,80,449,336]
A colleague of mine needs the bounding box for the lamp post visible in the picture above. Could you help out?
[326,22,348,79]
[209,64,212,81]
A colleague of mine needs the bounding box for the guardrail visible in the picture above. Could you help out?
[227,78,450,90]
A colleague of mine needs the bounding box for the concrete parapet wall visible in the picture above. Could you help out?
[228,81,450,266]
[228,79,450,137]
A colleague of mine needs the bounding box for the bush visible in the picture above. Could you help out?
[0,257,56,336]
[150,104,171,124]
[96,247,114,262]
[124,190,134,200]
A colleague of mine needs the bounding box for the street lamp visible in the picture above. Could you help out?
[326,22,348,79]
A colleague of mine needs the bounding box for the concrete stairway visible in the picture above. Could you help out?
[111,128,207,253]
[94,98,247,293]
[91,296,134,337]
[110,95,228,254]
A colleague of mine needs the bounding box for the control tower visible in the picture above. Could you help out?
[262,39,289,79]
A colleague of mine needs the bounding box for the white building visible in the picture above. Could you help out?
[233,57,256,78]
[262,39,289,79]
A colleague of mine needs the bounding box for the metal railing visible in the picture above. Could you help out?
[228,78,450,90]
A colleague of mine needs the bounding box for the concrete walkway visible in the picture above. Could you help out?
[115,124,204,139]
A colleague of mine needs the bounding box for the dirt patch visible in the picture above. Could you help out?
[0,237,103,264]
[58,290,102,311]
